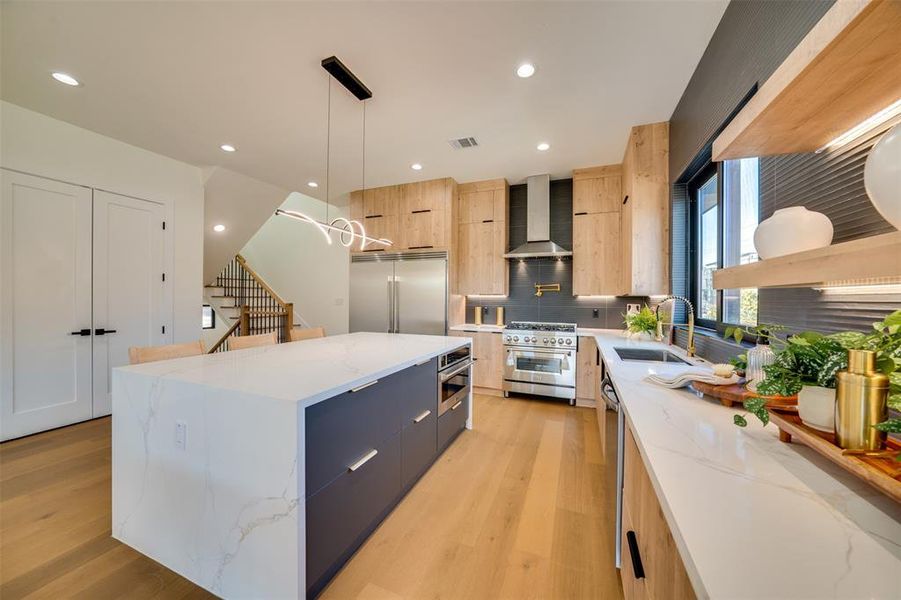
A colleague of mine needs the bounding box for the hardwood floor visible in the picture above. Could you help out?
[0,394,622,600]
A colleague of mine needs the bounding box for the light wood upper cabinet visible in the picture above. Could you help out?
[351,178,454,253]
[621,122,669,296]
[457,179,508,296]
[573,165,622,214]
[458,179,507,224]
[621,422,695,600]
[573,212,623,296]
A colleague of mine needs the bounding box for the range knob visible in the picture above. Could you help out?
[529,336,537,343]
[543,337,548,344]
[513,336,519,342]
[505,336,511,342]
[557,338,564,344]
[565,338,572,345]
[550,338,557,344]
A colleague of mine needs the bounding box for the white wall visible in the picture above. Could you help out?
[240,192,350,335]
[0,101,204,343]
[203,167,292,284]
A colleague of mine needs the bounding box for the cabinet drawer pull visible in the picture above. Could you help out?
[350,380,378,393]
[411,209,431,214]
[626,530,645,579]
[481,219,494,223]
[413,410,432,423]
[622,195,629,205]
[451,400,463,411]
[574,211,588,216]
[348,449,378,472]
[408,245,434,250]
[364,214,383,219]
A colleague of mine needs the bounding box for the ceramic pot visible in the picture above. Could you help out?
[753,207,834,260]
[798,385,835,433]
[864,123,901,230]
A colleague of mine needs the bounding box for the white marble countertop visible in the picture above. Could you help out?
[449,323,504,332]
[590,330,901,598]
[115,332,470,406]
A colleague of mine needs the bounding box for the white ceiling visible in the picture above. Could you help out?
[1,1,727,204]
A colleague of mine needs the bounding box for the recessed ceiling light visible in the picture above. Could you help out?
[411,163,423,171]
[51,72,80,86]
[516,63,536,78]
[307,181,319,188]
[220,144,236,153]
[537,142,550,151]
[213,224,226,233]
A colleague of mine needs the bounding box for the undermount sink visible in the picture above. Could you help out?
[614,347,689,364]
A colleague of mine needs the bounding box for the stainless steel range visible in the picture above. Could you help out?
[502,321,577,404]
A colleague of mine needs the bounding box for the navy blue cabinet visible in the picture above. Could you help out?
[306,357,461,599]
[437,395,468,452]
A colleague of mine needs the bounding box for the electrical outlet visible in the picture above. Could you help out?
[627,303,641,314]
[175,421,187,450]
[592,308,599,318]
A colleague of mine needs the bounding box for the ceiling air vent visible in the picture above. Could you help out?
[448,137,479,150]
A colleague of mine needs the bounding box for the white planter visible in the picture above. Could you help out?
[864,123,901,230]
[753,207,834,260]
[798,385,835,433]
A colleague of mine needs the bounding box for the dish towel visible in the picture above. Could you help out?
[644,371,740,389]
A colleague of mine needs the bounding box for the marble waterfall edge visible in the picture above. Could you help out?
[112,371,302,599]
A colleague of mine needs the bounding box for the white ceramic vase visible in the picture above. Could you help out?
[798,385,835,433]
[864,123,901,230]
[753,206,834,260]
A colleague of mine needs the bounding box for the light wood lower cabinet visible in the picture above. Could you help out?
[576,336,598,401]
[450,330,503,390]
[622,422,695,600]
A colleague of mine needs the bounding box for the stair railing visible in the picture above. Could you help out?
[208,254,294,353]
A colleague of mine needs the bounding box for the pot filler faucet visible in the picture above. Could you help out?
[655,295,696,358]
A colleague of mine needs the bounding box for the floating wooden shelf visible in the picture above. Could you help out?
[712,0,901,161]
[712,231,901,289]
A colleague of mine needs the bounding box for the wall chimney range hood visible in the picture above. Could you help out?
[503,174,573,259]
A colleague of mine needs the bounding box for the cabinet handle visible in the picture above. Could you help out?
[408,245,433,250]
[350,380,378,393]
[481,219,494,223]
[413,410,431,423]
[364,214,383,219]
[70,328,91,336]
[348,449,378,472]
[622,195,629,205]
[451,400,463,411]
[411,209,431,214]
[574,212,588,216]
[626,531,645,579]
[94,328,117,335]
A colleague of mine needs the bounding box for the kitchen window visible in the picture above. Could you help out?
[688,158,760,331]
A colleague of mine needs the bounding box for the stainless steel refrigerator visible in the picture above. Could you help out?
[350,252,447,335]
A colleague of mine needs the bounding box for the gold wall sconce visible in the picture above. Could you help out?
[534,283,561,297]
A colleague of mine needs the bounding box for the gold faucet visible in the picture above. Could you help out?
[534,283,560,297]
[655,295,696,358]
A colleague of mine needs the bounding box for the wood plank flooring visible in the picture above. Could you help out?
[1,394,622,600]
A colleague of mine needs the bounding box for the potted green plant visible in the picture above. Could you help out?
[623,305,665,340]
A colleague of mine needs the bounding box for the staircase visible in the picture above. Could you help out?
[205,255,295,353]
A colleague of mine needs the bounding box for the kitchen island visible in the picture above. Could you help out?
[111,332,472,600]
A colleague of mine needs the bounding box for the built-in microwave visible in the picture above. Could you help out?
[438,346,472,416]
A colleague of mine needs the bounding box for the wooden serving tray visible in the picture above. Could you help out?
[769,410,901,503]
[690,380,797,409]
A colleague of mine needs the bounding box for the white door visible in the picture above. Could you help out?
[92,190,166,416]
[0,169,93,440]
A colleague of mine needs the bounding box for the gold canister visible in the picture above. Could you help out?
[495,306,505,326]
[834,349,889,451]
[473,306,483,325]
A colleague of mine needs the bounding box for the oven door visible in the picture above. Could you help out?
[438,360,471,416]
[504,346,575,387]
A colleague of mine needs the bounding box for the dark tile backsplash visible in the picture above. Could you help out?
[466,179,647,329]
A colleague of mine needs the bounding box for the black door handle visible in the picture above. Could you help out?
[626,531,645,579]
[70,328,91,336]
[94,328,118,335]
